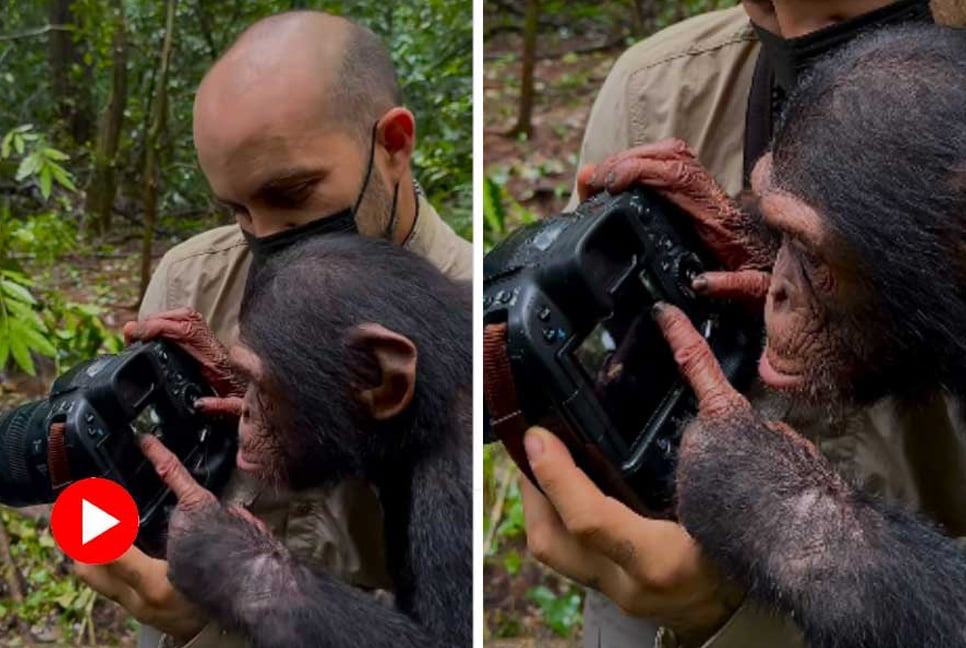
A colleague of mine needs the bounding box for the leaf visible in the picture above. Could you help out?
[9,335,36,376]
[42,147,69,161]
[21,325,57,358]
[48,162,77,191]
[15,153,40,182]
[39,165,52,200]
[0,334,9,369]
[1,277,37,304]
[1,132,11,159]
[13,133,24,155]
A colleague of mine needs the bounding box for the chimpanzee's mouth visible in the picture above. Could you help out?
[758,348,806,390]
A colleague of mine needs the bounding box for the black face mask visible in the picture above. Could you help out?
[752,0,932,92]
[242,121,400,259]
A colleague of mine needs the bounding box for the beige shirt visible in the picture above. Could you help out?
[139,194,471,648]
[573,6,966,648]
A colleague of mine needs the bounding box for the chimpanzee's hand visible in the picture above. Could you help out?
[520,428,743,646]
[138,434,295,629]
[124,308,246,398]
[652,303,843,570]
[577,139,777,273]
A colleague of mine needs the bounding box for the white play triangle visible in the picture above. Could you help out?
[82,499,120,545]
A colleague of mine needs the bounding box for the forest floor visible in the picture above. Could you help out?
[1,226,203,647]
[483,31,622,646]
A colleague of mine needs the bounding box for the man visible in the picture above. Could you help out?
[75,10,471,648]
[525,1,966,647]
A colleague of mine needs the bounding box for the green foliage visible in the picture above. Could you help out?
[526,584,584,637]
[2,125,77,201]
[483,174,535,251]
[1,509,100,642]
[0,125,121,377]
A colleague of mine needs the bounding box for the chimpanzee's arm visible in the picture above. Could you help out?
[676,409,966,648]
[166,505,439,648]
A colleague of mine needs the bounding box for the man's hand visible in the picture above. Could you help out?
[577,139,777,275]
[124,308,246,398]
[520,426,743,646]
[74,548,207,641]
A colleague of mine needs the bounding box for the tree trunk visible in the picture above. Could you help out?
[509,0,539,138]
[85,2,128,238]
[47,0,93,145]
[138,0,178,305]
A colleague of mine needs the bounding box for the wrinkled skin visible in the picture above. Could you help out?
[229,344,287,482]
[124,308,247,398]
[753,155,885,402]
[653,304,966,648]
[578,139,779,287]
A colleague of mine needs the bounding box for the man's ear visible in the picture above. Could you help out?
[377,107,415,168]
[348,323,417,420]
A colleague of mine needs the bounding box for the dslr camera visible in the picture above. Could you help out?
[0,340,237,556]
[483,188,761,518]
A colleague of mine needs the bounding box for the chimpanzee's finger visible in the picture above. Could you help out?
[692,270,771,302]
[137,434,216,509]
[651,303,744,416]
[576,164,600,203]
[194,396,244,418]
[124,307,204,343]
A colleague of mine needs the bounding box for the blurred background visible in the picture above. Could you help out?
[482,2,735,645]
[0,1,470,644]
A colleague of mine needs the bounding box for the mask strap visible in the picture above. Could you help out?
[386,181,401,240]
[353,121,380,215]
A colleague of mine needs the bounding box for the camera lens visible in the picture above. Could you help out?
[0,400,56,506]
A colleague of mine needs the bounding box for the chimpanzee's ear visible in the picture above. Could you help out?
[347,323,417,420]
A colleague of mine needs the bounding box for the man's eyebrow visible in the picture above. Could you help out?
[257,168,326,190]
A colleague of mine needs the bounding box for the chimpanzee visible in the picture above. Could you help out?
[138,235,471,648]
[651,25,966,648]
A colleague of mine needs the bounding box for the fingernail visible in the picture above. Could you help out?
[524,430,545,464]
[692,276,708,293]
[604,171,617,187]
[650,302,667,319]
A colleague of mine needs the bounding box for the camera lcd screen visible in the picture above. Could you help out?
[132,404,162,437]
[573,305,677,450]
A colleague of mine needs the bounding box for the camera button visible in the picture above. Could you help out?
[483,296,493,309]
[538,306,551,321]
[85,413,95,424]
[497,290,513,304]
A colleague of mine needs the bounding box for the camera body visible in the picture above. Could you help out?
[483,188,760,517]
[0,340,237,556]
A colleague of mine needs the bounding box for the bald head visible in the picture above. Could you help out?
[198,11,401,141]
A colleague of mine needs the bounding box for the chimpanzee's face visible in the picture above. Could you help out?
[753,155,888,404]
[229,344,287,482]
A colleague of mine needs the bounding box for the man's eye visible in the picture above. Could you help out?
[270,182,315,207]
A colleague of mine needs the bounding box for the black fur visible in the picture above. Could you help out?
[168,236,472,648]
[677,408,966,648]
[678,25,966,648]
[772,24,966,403]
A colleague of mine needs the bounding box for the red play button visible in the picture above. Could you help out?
[51,478,139,564]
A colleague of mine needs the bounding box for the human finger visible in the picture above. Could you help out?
[524,428,665,565]
[137,435,215,508]
[520,477,616,588]
[652,303,744,416]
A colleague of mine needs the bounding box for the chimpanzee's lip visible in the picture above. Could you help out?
[759,348,806,390]
[236,448,261,473]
